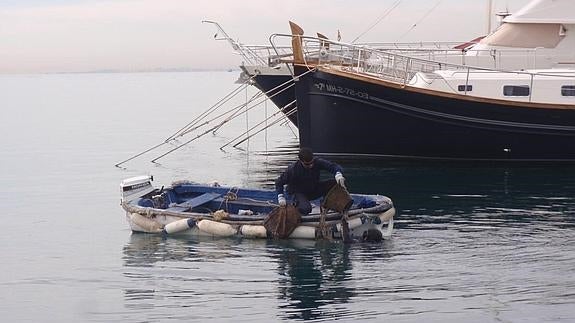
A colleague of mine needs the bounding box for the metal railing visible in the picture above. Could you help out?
[269,33,575,104]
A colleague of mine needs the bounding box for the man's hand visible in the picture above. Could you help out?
[277,194,287,207]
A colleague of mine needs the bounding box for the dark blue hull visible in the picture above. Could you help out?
[251,73,298,126]
[294,66,575,161]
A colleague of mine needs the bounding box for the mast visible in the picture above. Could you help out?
[487,0,493,34]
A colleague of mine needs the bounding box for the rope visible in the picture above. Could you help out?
[239,197,278,206]
[285,114,299,138]
[114,74,257,167]
[185,91,264,137]
[169,76,256,140]
[352,0,402,43]
[150,92,267,163]
[264,96,268,151]
[245,82,250,151]
[318,207,331,240]
[224,190,238,201]
[398,0,443,41]
[149,68,310,162]
[221,98,295,150]
[220,67,318,149]
[219,187,239,211]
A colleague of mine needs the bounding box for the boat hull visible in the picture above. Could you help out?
[120,178,396,241]
[125,208,395,240]
[294,66,575,161]
[241,65,298,126]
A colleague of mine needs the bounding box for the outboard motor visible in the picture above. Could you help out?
[362,229,384,242]
[120,175,155,203]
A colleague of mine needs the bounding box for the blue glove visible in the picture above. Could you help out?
[335,172,345,187]
[277,194,287,207]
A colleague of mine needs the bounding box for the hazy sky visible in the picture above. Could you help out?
[0,0,530,73]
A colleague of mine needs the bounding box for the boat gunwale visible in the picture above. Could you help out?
[299,64,575,110]
[121,195,394,226]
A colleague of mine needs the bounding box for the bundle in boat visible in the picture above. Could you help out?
[320,185,354,240]
[264,205,301,239]
[322,184,353,213]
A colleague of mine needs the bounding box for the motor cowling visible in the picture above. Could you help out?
[120,175,154,203]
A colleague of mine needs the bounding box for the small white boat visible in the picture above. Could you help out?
[120,175,395,241]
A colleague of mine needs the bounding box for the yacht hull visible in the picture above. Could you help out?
[294,66,575,161]
[241,65,298,126]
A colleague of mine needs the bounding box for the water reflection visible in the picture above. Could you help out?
[120,158,575,321]
[121,234,276,321]
[122,234,256,267]
[122,233,397,321]
[267,239,354,320]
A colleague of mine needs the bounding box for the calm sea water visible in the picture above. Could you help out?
[1,72,574,322]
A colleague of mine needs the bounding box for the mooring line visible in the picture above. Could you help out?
[115,67,314,167]
[168,75,256,140]
[220,99,296,150]
[149,82,293,163]
[232,106,298,149]
[114,76,256,167]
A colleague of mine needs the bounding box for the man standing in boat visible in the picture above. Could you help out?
[275,147,346,215]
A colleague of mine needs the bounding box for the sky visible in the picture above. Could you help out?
[0,0,530,73]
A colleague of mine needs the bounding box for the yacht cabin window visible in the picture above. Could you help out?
[503,85,530,96]
[561,85,575,97]
[458,85,473,92]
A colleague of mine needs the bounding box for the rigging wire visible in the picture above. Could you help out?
[233,108,297,149]
[220,99,296,150]
[114,76,256,167]
[352,0,402,44]
[170,78,255,140]
[116,65,315,166]
[150,80,298,163]
[245,80,250,151]
[205,91,264,135]
[264,95,268,151]
[219,68,318,149]
[234,107,298,149]
[397,0,443,41]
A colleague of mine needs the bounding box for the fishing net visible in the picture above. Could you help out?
[264,205,301,239]
[322,184,353,213]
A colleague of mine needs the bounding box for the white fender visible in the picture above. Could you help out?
[240,225,268,238]
[128,212,163,233]
[348,217,363,229]
[163,218,195,234]
[197,219,236,237]
[335,217,362,233]
[288,225,317,239]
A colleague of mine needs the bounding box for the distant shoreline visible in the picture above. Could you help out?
[0,68,238,75]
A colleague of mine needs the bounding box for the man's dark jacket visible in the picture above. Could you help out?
[275,158,343,196]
